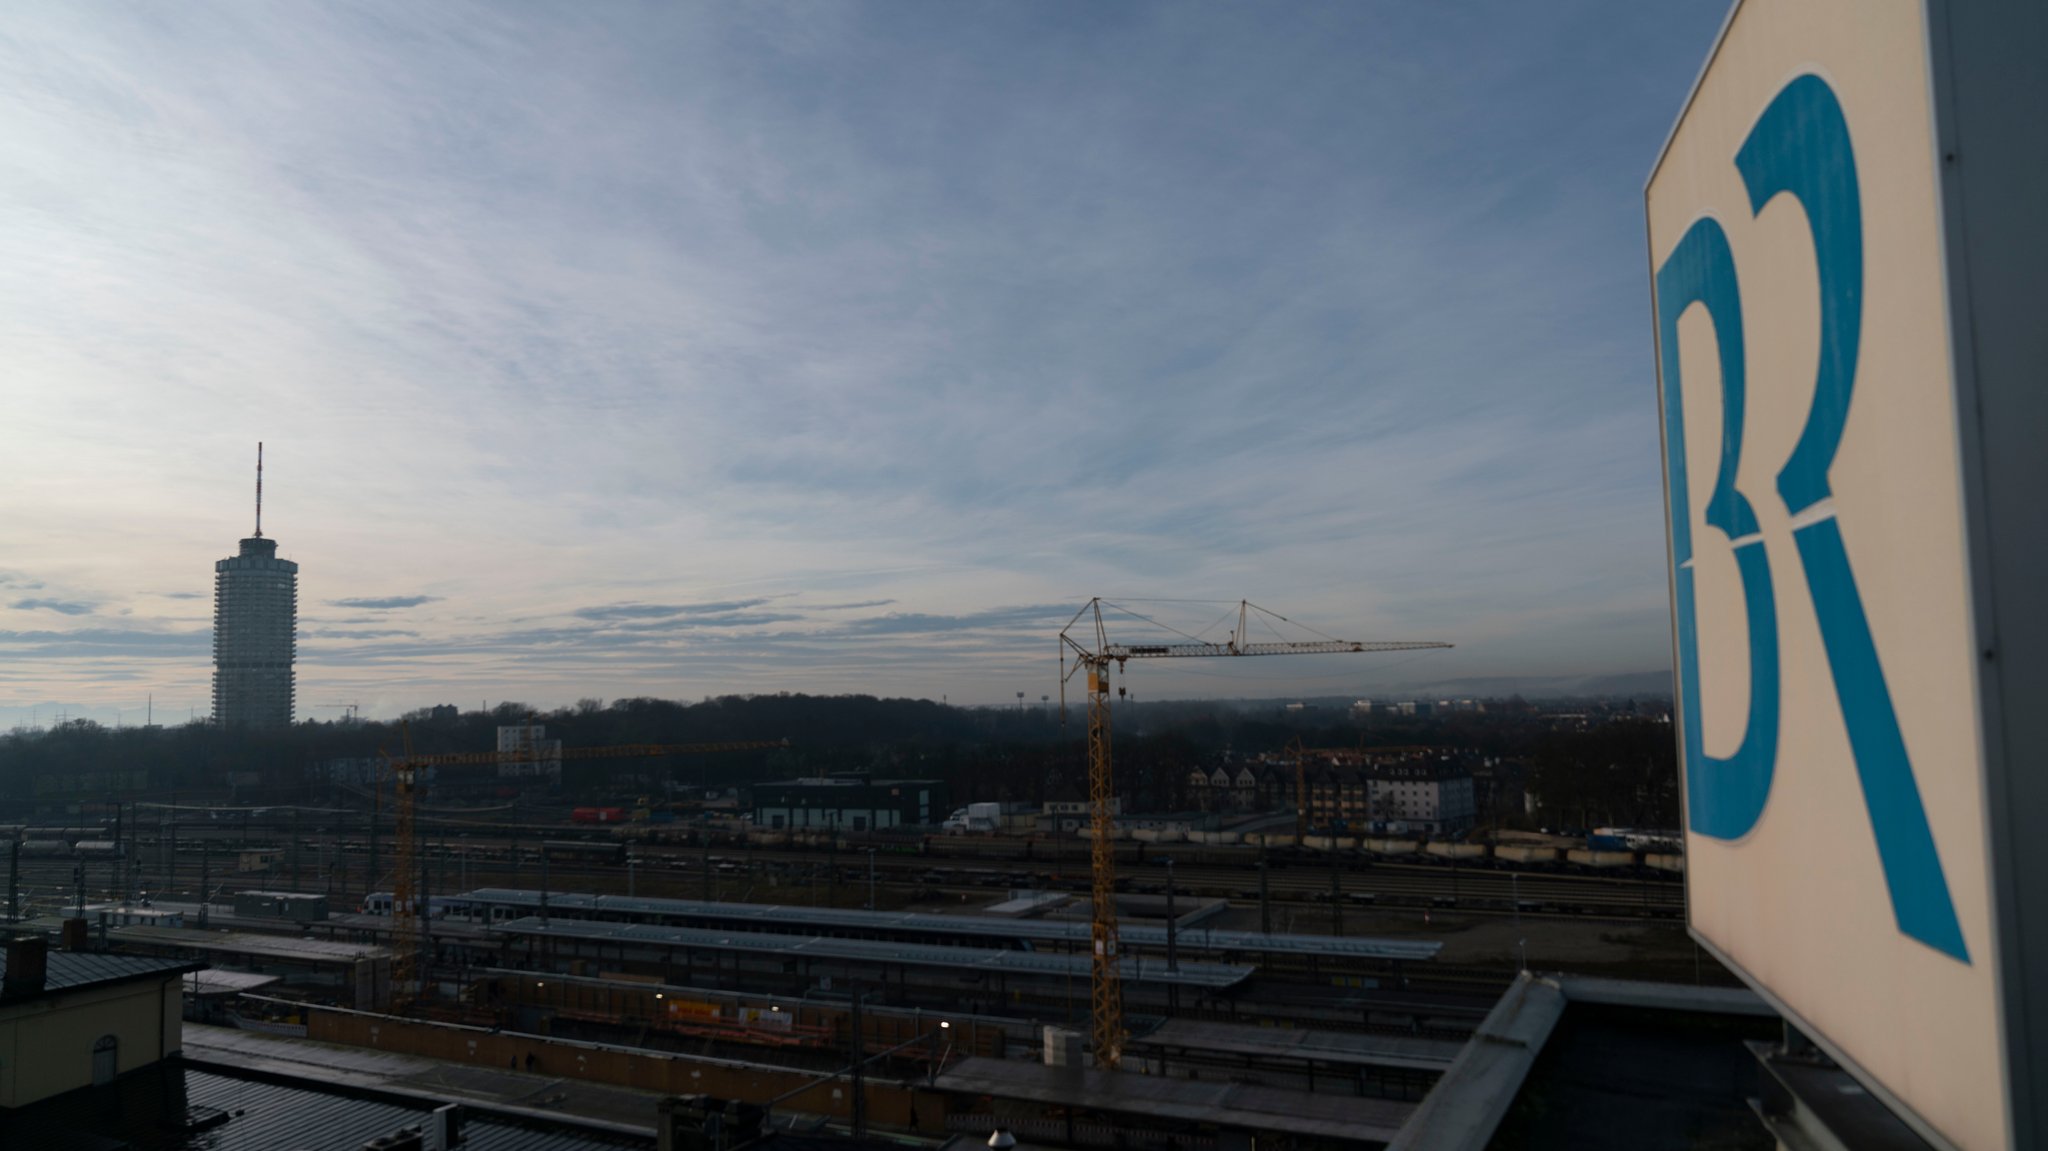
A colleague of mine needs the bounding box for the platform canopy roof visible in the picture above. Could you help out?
[460,888,1440,961]
[488,915,1255,989]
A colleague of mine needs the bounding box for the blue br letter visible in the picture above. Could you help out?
[1657,218,1781,842]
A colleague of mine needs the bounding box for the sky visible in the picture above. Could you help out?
[0,2,1732,725]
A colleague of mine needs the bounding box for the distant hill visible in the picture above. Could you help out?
[1568,671,1675,699]
[1268,670,1673,705]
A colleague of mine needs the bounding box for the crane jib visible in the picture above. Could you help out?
[1103,640,1451,659]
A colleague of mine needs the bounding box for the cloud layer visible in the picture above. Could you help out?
[329,595,441,610]
[0,2,1725,723]
[11,598,94,616]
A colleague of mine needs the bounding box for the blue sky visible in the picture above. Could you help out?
[0,2,1729,723]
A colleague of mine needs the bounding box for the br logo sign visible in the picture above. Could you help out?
[1656,73,1963,963]
[1653,2,2043,1147]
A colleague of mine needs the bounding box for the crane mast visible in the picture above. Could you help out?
[391,725,422,1003]
[1062,604,1125,1070]
[1061,598,1449,1070]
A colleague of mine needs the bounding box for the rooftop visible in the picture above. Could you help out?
[0,1058,647,1149]
[183,1023,664,1138]
[181,968,285,997]
[935,1056,1416,1144]
[1387,973,1776,1151]
[1132,1018,1464,1073]
[0,948,198,1002]
[110,926,391,963]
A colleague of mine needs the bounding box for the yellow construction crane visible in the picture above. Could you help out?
[1060,599,1449,1069]
[381,734,787,1005]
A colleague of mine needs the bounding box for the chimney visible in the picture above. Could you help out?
[60,917,88,952]
[3,935,48,997]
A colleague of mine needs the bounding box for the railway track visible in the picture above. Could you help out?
[119,821,1680,876]
[9,837,1683,924]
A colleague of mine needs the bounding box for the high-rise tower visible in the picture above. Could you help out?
[212,443,297,727]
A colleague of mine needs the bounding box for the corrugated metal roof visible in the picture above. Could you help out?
[460,887,1442,961]
[490,915,1254,989]
[0,949,196,996]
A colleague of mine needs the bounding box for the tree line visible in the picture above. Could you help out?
[0,693,1676,828]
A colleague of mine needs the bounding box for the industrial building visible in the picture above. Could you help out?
[750,776,947,832]
[210,444,297,728]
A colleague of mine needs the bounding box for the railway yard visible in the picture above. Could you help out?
[6,814,1686,916]
[0,809,1722,1148]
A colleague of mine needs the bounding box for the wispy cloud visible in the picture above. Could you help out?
[0,2,1725,718]
[574,599,773,622]
[836,605,1074,637]
[0,627,209,658]
[11,598,94,616]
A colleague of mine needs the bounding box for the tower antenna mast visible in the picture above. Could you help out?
[254,442,264,538]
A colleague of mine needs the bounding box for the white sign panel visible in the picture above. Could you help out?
[1648,3,2003,1147]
